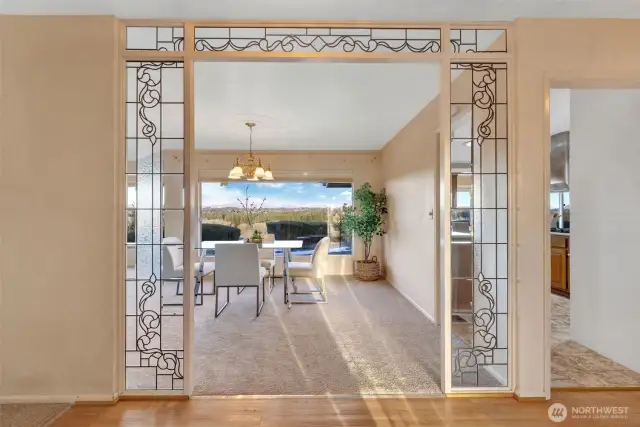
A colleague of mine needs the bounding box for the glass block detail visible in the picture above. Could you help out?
[125,61,185,391]
[194,27,441,53]
[450,63,508,388]
[127,27,184,51]
[450,29,507,53]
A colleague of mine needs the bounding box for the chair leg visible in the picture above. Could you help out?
[256,281,265,317]
[175,280,183,296]
[195,278,204,306]
[215,286,230,318]
[284,271,288,305]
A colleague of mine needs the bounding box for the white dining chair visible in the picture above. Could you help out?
[259,233,276,293]
[287,236,331,305]
[214,243,266,317]
[161,237,215,306]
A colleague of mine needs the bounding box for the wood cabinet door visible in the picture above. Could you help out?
[550,248,567,291]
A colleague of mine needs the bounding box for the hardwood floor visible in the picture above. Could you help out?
[50,392,640,426]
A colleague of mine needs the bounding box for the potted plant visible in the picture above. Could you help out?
[341,182,387,281]
[249,229,263,246]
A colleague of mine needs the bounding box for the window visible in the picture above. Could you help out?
[550,191,570,229]
[456,191,471,208]
[200,181,353,255]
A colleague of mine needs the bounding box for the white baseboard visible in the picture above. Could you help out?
[390,282,436,324]
[0,393,117,404]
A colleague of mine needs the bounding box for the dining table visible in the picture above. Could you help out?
[195,239,303,306]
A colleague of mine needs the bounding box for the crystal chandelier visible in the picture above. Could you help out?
[228,122,274,181]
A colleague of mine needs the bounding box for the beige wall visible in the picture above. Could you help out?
[381,104,438,320]
[195,150,383,275]
[0,16,120,400]
[515,18,640,398]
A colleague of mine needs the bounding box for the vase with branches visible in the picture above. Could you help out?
[232,186,267,239]
[341,183,387,280]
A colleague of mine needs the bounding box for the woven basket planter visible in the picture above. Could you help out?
[354,256,381,281]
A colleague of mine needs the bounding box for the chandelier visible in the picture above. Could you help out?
[228,122,274,181]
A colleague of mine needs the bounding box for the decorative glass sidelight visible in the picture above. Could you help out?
[449,62,508,388]
[194,27,441,53]
[125,61,185,390]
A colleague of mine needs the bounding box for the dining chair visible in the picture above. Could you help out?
[287,236,331,305]
[161,237,215,306]
[259,233,276,293]
[214,243,266,317]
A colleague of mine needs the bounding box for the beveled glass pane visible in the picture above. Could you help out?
[161,67,184,102]
[481,243,497,279]
[481,139,496,174]
[496,209,508,244]
[481,174,496,208]
[497,175,508,209]
[163,210,184,242]
[126,104,137,138]
[480,209,497,244]
[162,174,185,209]
[126,281,137,315]
[126,140,136,173]
[161,104,184,138]
[126,316,137,351]
[496,139,507,173]
[497,244,508,279]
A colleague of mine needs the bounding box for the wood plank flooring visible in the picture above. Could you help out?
[49,392,640,426]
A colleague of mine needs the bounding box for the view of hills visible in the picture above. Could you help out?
[202,206,333,226]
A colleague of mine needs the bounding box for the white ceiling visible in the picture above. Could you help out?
[4,0,640,20]
[194,62,439,150]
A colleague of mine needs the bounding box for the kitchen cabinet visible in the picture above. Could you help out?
[550,234,570,296]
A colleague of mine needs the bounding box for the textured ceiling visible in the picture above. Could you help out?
[4,0,640,20]
[194,61,439,150]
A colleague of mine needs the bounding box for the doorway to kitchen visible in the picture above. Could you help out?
[548,87,640,389]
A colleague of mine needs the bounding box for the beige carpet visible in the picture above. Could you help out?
[192,276,442,395]
[0,404,70,427]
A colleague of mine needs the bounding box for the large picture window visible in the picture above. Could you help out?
[200,181,353,255]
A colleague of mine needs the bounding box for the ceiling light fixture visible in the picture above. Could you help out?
[228,122,274,181]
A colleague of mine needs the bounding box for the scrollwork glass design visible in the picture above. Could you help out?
[126,61,185,390]
[450,63,508,388]
[194,27,441,53]
[127,27,184,51]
